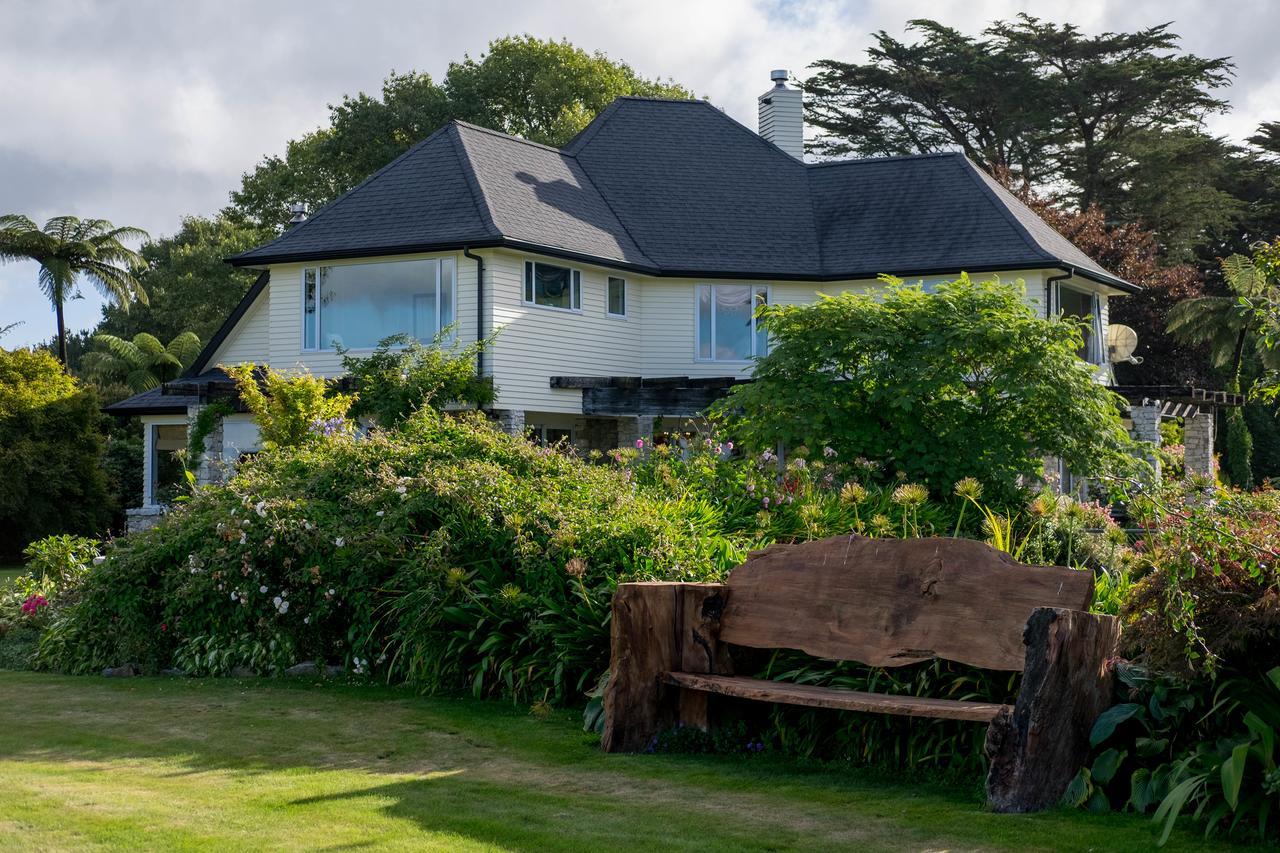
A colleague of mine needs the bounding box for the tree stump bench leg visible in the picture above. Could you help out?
[986,607,1121,812]
[601,582,728,753]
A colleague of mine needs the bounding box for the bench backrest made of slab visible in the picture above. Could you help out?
[718,535,1094,671]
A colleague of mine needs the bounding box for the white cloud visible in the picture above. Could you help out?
[1,0,1276,347]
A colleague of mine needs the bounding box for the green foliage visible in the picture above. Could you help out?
[1081,664,1280,845]
[186,399,235,471]
[224,363,356,450]
[1123,483,1280,677]
[81,331,202,393]
[712,276,1140,502]
[96,215,273,345]
[0,347,111,560]
[231,37,695,227]
[37,410,739,696]
[0,213,148,365]
[23,534,100,590]
[339,333,494,427]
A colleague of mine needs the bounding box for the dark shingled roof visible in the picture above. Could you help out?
[103,369,235,416]
[231,97,1135,292]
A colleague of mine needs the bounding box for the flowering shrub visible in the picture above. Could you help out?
[1123,483,1280,676]
[38,409,739,698]
[224,363,356,449]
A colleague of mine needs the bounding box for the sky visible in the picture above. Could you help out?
[3,0,1279,348]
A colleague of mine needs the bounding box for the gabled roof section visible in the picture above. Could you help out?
[229,97,1135,291]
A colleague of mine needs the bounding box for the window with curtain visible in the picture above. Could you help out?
[607,276,627,316]
[696,284,769,361]
[524,260,581,311]
[301,258,455,351]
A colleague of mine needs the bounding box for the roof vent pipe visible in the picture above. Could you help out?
[289,202,307,225]
[757,69,804,160]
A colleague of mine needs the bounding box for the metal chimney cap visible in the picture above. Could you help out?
[770,69,789,85]
[289,202,307,224]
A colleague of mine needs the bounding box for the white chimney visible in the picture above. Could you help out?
[758,69,803,160]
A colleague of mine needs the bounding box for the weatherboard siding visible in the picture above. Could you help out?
[211,255,1115,417]
[487,249,642,414]
[208,291,270,368]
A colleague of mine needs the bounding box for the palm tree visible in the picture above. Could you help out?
[0,215,149,366]
[1167,251,1280,487]
[82,332,202,393]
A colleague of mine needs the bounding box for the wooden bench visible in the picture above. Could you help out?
[601,535,1121,812]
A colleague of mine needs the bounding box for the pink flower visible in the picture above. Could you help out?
[20,594,49,616]
[635,438,644,449]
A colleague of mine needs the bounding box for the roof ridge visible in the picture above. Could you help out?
[451,119,570,155]
[447,124,502,238]
[806,151,965,169]
[952,156,1057,266]
[566,144,656,269]
[562,98,624,155]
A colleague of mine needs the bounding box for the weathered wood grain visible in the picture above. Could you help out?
[601,582,726,752]
[986,607,1122,812]
[675,583,732,730]
[719,536,1093,671]
[666,673,1010,723]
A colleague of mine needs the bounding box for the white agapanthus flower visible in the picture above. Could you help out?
[334,537,345,547]
[376,510,385,517]
[230,591,238,601]
[259,585,268,594]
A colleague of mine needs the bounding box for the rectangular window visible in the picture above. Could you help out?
[530,425,573,446]
[607,276,627,317]
[1057,285,1102,364]
[301,257,455,351]
[696,284,769,361]
[524,260,581,311]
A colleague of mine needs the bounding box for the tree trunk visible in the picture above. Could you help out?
[54,292,68,367]
[986,607,1121,812]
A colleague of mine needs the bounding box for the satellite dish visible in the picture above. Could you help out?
[1107,324,1143,364]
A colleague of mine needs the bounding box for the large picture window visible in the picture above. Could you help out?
[302,257,455,351]
[524,260,581,311]
[697,284,768,361]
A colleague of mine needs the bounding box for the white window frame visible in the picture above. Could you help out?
[1051,282,1105,366]
[300,256,457,353]
[523,259,582,313]
[606,276,628,318]
[695,283,771,362]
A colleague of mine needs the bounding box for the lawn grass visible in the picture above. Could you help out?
[0,672,1245,851]
[0,565,24,585]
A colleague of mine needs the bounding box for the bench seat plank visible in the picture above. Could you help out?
[665,672,1010,723]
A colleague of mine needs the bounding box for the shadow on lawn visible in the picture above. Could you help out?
[0,674,1245,851]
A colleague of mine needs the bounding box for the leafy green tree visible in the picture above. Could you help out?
[0,215,148,366]
[231,36,694,227]
[805,16,1233,261]
[712,276,1139,501]
[81,332,202,393]
[96,215,272,344]
[1168,244,1280,486]
[0,347,111,559]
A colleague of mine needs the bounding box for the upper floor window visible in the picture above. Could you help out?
[607,276,627,317]
[524,260,581,311]
[302,257,455,351]
[1055,285,1104,364]
[697,284,768,361]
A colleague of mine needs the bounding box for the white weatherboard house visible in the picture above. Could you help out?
[111,71,1221,529]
